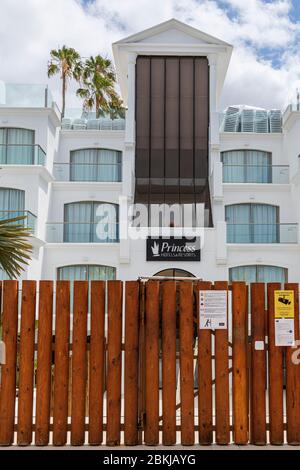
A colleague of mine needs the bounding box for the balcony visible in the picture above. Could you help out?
[53,162,122,182]
[223,165,289,184]
[46,222,119,243]
[0,82,53,108]
[227,223,298,244]
[62,109,125,131]
[0,210,37,235]
[0,144,46,166]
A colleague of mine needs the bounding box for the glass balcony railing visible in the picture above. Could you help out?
[227,223,298,244]
[53,162,122,182]
[46,222,119,243]
[0,210,37,235]
[223,165,289,184]
[0,144,46,165]
[0,83,53,108]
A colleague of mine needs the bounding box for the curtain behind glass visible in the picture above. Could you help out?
[222,150,271,183]
[64,202,92,242]
[57,264,116,280]
[94,202,118,242]
[230,265,287,284]
[0,128,35,164]
[0,188,25,220]
[226,204,251,243]
[70,148,121,182]
[252,204,278,243]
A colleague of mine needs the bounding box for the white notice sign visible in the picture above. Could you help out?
[275,318,295,347]
[199,290,227,330]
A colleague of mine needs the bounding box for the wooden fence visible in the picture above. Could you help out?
[0,279,300,446]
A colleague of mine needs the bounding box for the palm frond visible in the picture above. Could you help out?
[0,216,32,279]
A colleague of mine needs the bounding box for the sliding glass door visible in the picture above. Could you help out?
[70,148,121,182]
[0,128,35,164]
[222,149,272,183]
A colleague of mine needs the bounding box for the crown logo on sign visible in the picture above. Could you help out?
[151,241,160,256]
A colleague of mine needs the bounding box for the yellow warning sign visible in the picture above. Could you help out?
[274,290,295,318]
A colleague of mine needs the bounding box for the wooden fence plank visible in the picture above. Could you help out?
[17,281,36,446]
[53,281,70,446]
[88,281,105,445]
[162,281,177,446]
[71,281,88,445]
[106,281,123,446]
[250,283,266,445]
[285,283,300,445]
[0,281,18,445]
[124,281,140,446]
[232,282,248,445]
[197,281,213,445]
[267,283,283,445]
[214,281,230,445]
[179,281,195,445]
[35,281,54,446]
[144,281,160,445]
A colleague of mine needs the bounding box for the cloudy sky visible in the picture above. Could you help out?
[1,0,300,111]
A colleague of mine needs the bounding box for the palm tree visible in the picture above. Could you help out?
[76,55,123,119]
[0,216,32,279]
[48,46,82,118]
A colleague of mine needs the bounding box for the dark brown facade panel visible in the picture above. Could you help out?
[136,57,150,179]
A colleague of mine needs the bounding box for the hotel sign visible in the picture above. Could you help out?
[146,237,201,262]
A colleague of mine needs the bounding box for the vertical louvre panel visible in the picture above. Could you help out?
[35,281,54,446]
[71,281,88,445]
[106,281,123,446]
[0,281,18,445]
[179,281,195,445]
[17,281,36,446]
[53,281,70,446]
[162,281,177,445]
[232,282,249,444]
[88,281,105,445]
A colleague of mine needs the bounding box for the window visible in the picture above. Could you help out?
[63,201,119,243]
[0,128,35,164]
[222,149,272,183]
[153,269,195,278]
[226,203,279,243]
[57,264,116,281]
[70,148,121,182]
[0,188,25,216]
[229,265,287,284]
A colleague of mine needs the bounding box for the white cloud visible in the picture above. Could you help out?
[0,0,300,111]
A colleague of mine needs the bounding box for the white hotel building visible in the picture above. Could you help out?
[0,18,300,285]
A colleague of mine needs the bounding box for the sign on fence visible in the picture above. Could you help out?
[199,290,227,329]
[274,290,295,346]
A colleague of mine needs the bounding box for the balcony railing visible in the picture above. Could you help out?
[223,165,289,184]
[0,144,46,165]
[0,210,37,235]
[227,223,298,244]
[0,83,53,108]
[46,222,119,243]
[53,162,122,182]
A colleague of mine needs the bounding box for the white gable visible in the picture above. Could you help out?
[139,28,207,45]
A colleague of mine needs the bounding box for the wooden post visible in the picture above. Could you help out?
[197,281,213,445]
[179,281,195,445]
[35,281,54,446]
[250,283,266,445]
[285,283,300,445]
[106,281,123,446]
[124,281,140,445]
[53,281,70,446]
[144,281,160,445]
[267,283,284,445]
[162,281,176,446]
[71,281,88,445]
[232,282,248,445]
[0,281,18,445]
[88,281,105,445]
[17,281,36,446]
[214,281,230,445]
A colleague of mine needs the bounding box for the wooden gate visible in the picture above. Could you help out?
[0,279,300,446]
